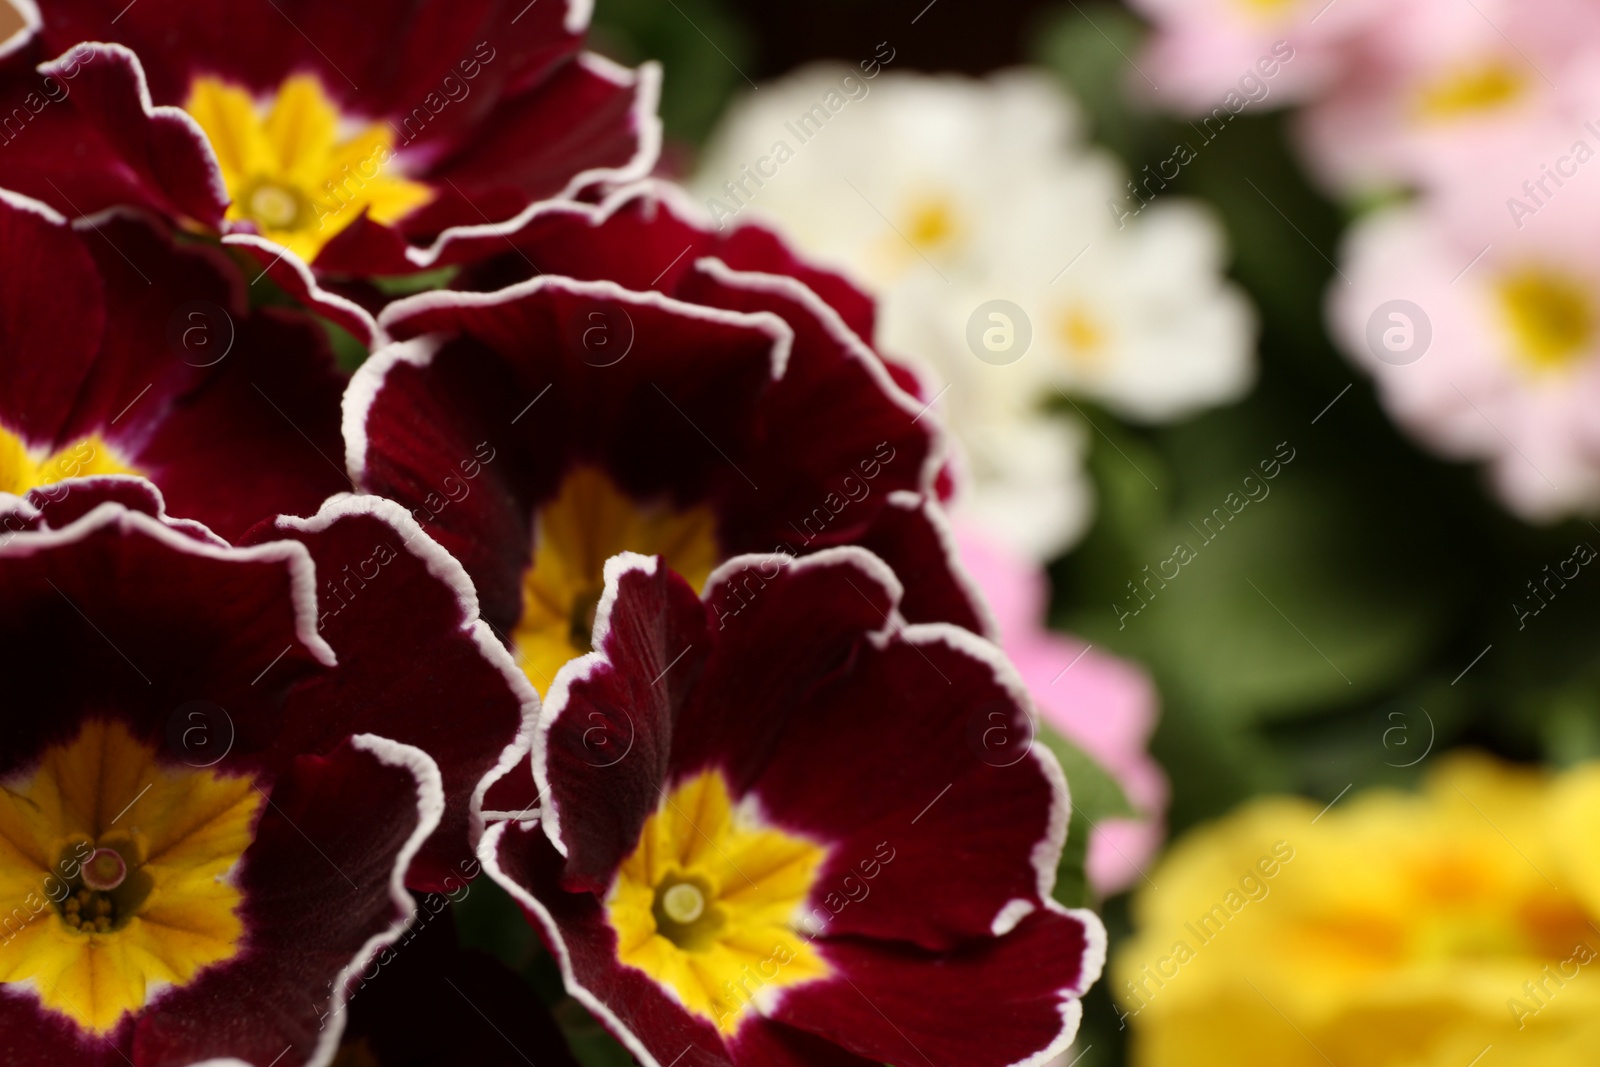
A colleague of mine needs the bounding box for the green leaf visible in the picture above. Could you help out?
[558,999,639,1067]
[1064,414,1451,725]
[322,317,370,373]
[1035,724,1135,909]
[1054,803,1093,908]
[1036,724,1137,823]
[591,0,752,145]
[452,877,540,974]
[368,264,460,296]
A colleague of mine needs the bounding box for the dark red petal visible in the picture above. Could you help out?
[53,209,239,446]
[19,475,224,546]
[692,552,1062,950]
[772,906,1104,1067]
[538,554,707,893]
[725,1019,882,1067]
[83,216,348,541]
[246,495,537,891]
[4,43,230,227]
[443,184,874,340]
[0,500,332,777]
[0,992,132,1066]
[38,0,584,119]
[673,550,896,787]
[0,190,105,448]
[338,895,580,1067]
[222,234,380,348]
[131,736,444,1067]
[440,192,709,291]
[343,334,536,632]
[424,55,660,208]
[300,207,424,277]
[0,198,351,541]
[483,820,735,1067]
[853,490,993,635]
[675,258,938,557]
[715,218,878,347]
[127,307,351,543]
[355,280,783,631]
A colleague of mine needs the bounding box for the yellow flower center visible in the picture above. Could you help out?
[1232,0,1297,17]
[184,74,434,262]
[244,180,306,230]
[866,190,960,276]
[905,195,959,252]
[1416,61,1526,122]
[0,427,141,497]
[1497,268,1596,373]
[662,880,708,924]
[606,772,830,1034]
[1057,304,1107,370]
[0,720,261,1033]
[512,466,719,689]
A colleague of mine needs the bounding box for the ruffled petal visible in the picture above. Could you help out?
[36,0,586,121]
[691,553,1059,950]
[243,494,537,891]
[353,279,784,632]
[537,555,707,892]
[0,189,105,448]
[424,54,660,208]
[130,736,444,1067]
[0,43,230,227]
[770,905,1103,1067]
[0,196,350,541]
[0,493,330,780]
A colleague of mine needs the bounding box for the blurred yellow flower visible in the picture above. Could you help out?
[1116,753,1600,1065]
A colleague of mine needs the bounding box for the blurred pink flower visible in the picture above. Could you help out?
[1126,0,1383,114]
[1328,171,1600,519]
[1295,0,1600,195]
[956,525,1168,896]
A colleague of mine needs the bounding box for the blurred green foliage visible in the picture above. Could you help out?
[1036,1,1600,837]
[1043,726,1137,907]
[589,0,753,145]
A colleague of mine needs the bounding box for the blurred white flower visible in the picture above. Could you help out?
[694,66,1256,560]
